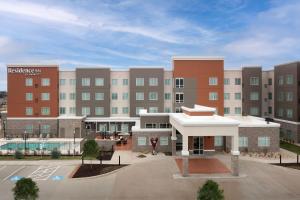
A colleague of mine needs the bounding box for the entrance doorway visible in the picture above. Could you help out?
[193,136,204,155]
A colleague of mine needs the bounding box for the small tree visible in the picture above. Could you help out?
[51,149,61,159]
[197,180,224,200]
[12,178,39,200]
[82,139,99,166]
[14,150,24,159]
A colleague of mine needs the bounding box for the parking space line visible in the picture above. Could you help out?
[43,166,60,180]
[28,165,60,181]
[2,166,26,181]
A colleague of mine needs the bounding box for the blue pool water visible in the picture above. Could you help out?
[0,142,62,151]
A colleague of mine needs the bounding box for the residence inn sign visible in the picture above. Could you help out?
[7,67,42,75]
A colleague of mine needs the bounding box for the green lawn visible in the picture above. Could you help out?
[280,140,300,154]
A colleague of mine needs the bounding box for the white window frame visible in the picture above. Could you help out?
[149,92,158,101]
[41,78,50,86]
[136,78,144,86]
[95,107,104,116]
[149,78,158,86]
[26,93,33,101]
[175,93,184,103]
[42,93,50,101]
[95,78,104,86]
[95,93,104,101]
[160,136,169,146]
[209,92,218,101]
[25,78,33,86]
[136,92,144,101]
[137,137,147,146]
[239,137,248,147]
[258,137,270,147]
[81,92,90,101]
[250,77,259,86]
[175,78,184,88]
[209,77,218,85]
[41,107,50,116]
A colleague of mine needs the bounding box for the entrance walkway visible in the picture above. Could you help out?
[175,157,230,174]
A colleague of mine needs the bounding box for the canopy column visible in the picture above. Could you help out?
[231,135,240,176]
[171,127,177,156]
[181,134,189,177]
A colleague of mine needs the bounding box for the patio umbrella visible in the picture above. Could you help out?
[118,132,130,136]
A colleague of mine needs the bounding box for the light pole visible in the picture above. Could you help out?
[24,130,27,155]
[73,126,76,157]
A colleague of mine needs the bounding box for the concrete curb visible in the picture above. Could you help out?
[173,173,247,179]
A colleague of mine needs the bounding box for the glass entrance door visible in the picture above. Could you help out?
[193,136,204,155]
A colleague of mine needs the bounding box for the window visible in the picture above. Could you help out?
[69,79,76,85]
[278,76,284,85]
[25,125,33,134]
[59,107,66,115]
[258,137,270,147]
[26,93,33,101]
[209,92,218,100]
[123,79,128,86]
[235,93,241,100]
[250,77,259,85]
[136,92,144,101]
[149,78,158,86]
[235,107,241,115]
[146,123,157,128]
[112,107,118,114]
[214,136,223,146]
[268,78,272,85]
[164,107,171,113]
[250,107,259,116]
[209,77,218,85]
[136,78,144,86]
[175,107,182,113]
[164,93,171,100]
[160,123,171,128]
[95,93,104,101]
[25,78,33,86]
[250,92,259,100]
[81,78,90,86]
[160,136,168,146]
[82,107,91,116]
[122,93,129,100]
[268,106,272,114]
[112,93,118,100]
[277,108,283,117]
[149,107,158,113]
[122,107,129,114]
[175,93,184,103]
[224,93,230,100]
[149,92,158,100]
[95,78,104,86]
[239,137,248,147]
[136,107,144,115]
[59,93,66,100]
[121,124,129,132]
[95,107,104,116]
[224,78,230,85]
[59,79,66,85]
[137,137,146,146]
[41,78,50,86]
[286,75,293,84]
[235,78,241,85]
[224,107,230,114]
[25,107,33,116]
[41,107,50,115]
[175,78,184,88]
[268,92,272,100]
[164,79,171,85]
[287,109,293,118]
[41,125,50,135]
[69,93,76,100]
[286,92,293,101]
[278,92,284,101]
[82,92,90,101]
[112,79,118,85]
[69,107,76,114]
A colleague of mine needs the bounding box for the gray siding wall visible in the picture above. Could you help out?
[132,131,172,152]
[76,68,111,117]
[140,115,170,128]
[242,67,262,116]
[274,62,299,122]
[6,119,58,138]
[129,68,164,117]
[173,78,197,111]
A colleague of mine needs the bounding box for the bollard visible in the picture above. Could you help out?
[297,154,299,164]
[280,154,282,165]
[119,155,120,166]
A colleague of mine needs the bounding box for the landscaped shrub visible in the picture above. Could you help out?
[14,150,24,159]
[197,180,224,200]
[12,178,39,200]
[51,149,61,159]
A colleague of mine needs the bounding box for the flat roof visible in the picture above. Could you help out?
[170,113,240,127]
[7,64,58,67]
[182,105,216,113]
[172,56,224,60]
[227,116,280,127]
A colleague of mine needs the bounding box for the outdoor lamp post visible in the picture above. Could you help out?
[24,130,27,155]
[73,127,76,157]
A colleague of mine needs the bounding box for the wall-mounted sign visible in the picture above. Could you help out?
[8,67,42,75]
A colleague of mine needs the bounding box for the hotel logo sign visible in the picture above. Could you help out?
[8,68,42,75]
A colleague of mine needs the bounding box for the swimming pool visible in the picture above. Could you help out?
[0,142,63,151]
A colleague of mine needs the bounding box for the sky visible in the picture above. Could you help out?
[0,0,300,90]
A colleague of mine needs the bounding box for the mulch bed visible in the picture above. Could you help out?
[72,164,127,178]
[272,163,300,170]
